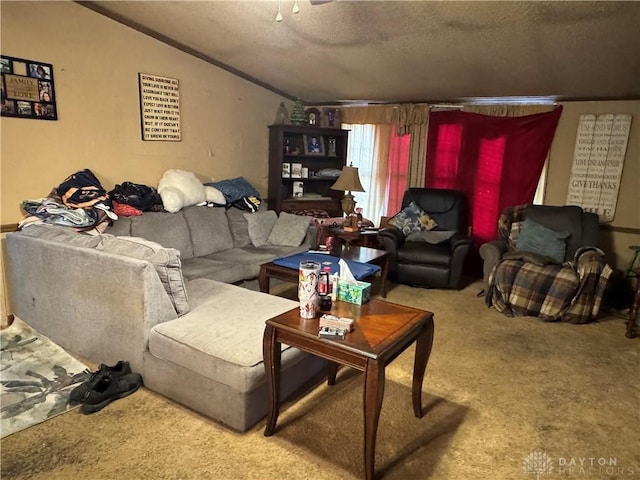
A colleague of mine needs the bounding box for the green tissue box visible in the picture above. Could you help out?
[338,280,371,305]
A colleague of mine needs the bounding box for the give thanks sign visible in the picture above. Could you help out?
[566,113,632,222]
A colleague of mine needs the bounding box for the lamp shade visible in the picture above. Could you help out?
[330,166,365,193]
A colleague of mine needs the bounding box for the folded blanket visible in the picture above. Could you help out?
[273,253,380,281]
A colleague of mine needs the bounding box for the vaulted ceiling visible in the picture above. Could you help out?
[81,1,640,104]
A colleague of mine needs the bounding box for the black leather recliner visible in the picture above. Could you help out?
[379,188,473,289]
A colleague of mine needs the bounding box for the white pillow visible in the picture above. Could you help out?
[204,185,226,205]
[157,169,206,213]
[268,212,310,247]
[244,210,278,247]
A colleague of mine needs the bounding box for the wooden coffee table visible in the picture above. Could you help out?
[263,299,435,480]
[258,246,389,297]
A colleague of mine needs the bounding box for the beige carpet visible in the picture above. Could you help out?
[1,280,639,480]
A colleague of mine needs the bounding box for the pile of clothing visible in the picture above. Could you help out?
[21,169,117,232]
[19,169,263,232]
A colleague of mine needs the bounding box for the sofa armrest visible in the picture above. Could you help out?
[303,223,318,249]
[479,239,509,292]
[378,227,405,253]
[4,233,177,374]
[449,232,473,251]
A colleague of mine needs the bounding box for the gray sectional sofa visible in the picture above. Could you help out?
[4,205,327,431]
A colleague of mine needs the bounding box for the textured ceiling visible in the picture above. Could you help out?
[81,0,640,104]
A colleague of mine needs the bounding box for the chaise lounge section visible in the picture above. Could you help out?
[5,205,326,431]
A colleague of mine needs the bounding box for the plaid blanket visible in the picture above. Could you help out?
[487,246,612,324]
[487,205,612,323]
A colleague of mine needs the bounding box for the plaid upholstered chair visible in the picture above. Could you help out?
[480,204,613,324]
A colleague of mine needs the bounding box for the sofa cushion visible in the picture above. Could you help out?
[181,206,234,256]
[388,201,438,236]
[149,280,297,393]
[129,211,194,259]
[97,235,190,316]
[105,217,132,236]
[244,210,278,247]
[181,257,245,284]
[515,218,570,264]
[267,211,310,247]
[226,207,252,248]
[19,224,102,248]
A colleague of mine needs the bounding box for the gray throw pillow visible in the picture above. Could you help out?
[97,235,190,316]
[515,218,570,263]
[244,210,278,247]
[267,212,310,247]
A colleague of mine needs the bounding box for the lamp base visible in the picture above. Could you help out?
[341,193,356,217]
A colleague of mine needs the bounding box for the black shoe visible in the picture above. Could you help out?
[70,361,132,403]
[81,372,143,414]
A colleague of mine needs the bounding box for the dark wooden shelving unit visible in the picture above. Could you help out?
[268,124,349,217]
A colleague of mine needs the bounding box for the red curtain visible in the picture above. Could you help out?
[425,106,563,247]
[385,127,411,216]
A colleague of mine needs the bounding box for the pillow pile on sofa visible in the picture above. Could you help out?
[244,211,310,247]
[515,218,571,263]
[387,202,438,236]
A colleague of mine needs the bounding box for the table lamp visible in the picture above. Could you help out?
[330,164,365,216]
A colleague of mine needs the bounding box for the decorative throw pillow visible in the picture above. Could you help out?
[515,218,570,263]
[97,235,190,316]
[268,211,310,247]
[244,210,278,247]
[387,202,438,236]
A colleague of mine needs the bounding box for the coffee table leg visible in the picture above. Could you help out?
[263,325,281,436]
[412,318,435,418]
[379,257,388,298]
[327,361,338,385]
[258,265,270,293]
[363,359,384,480]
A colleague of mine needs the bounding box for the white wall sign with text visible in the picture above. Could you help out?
[138,73,181,141]
[565,113,632,222]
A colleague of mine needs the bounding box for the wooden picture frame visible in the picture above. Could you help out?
[303,135,325,155]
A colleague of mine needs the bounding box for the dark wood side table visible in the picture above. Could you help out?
[263,299,435,480]
[330,227,383,249]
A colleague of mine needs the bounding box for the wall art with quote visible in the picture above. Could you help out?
[138,73,181,141]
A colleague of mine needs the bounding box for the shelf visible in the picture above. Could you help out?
[269,124,348,218]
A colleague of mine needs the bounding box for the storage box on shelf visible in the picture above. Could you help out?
[268,125,349,218]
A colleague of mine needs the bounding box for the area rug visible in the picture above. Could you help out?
[0,318,90,438]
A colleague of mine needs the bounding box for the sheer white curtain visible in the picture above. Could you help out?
[343,123,392,225]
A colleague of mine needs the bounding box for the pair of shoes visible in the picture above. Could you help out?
[80,372,143,414]
[70,361,132,403]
